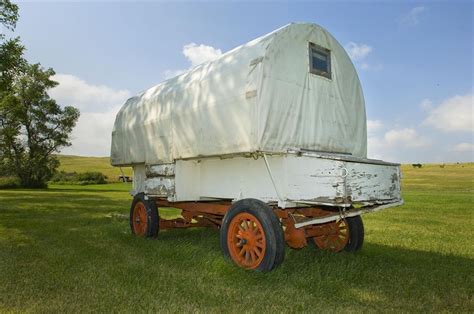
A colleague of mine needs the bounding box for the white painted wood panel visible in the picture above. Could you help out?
[166,153,401,207]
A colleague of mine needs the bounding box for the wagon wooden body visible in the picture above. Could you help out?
[111,23,403,271]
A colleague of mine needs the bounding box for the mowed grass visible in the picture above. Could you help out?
[0,163,473,312]
[56,155,132,181]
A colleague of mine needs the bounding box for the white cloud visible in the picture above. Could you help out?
[61,107,120,156]
[419,98,433,111]
[367,127,431,162]
[367,128,431,162]
[384,128,430,148]
[423,93,473,132]
[49,74,131,112]
[401,6,426,26]
[452,142,474,153]
[367,91,473,163]
[182,43,222,67]
[48,74,132,156]
[164,43,222,79]
[345,42,381,71]
[367,119,383,133]
[345,42,372,61]
[367,136,384,160]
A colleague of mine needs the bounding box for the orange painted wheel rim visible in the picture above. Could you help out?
[313,219,349,252]
[132,202,148,236]
[227,213,266,269]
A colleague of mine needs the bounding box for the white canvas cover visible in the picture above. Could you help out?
[111,23,367,166]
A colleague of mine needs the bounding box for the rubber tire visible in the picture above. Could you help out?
[129,193,159,238]
[344,215,364,252]
[220,198,285,272]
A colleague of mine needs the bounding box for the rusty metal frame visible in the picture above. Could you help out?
[154,199,230,230]
[293,200,404,228]
[275,205,342,249]
[155,199,231,216]
[159,216,220,230]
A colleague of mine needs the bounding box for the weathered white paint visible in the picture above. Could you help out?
[131,164,146,196]
[345,162,401,202]
[132,152,402,208]
[145,164,175,177]
[144,177,175,197]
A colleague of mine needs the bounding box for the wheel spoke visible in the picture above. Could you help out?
[245,250,250,263]
[238,247,246,258]
[252,247,262,258]
[249,248,256,262]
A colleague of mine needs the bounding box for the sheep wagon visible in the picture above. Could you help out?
[111,23,403,272]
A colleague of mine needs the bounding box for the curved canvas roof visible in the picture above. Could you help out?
[111,23,367,166]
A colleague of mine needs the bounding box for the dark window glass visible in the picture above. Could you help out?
[312,51,328,72]
[309,43,331,79]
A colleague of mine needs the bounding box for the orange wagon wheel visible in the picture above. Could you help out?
[312,216,365,253]
[313,219,349,252]
[220,198,285,272]
[227,213,267,269]
[129,193,159,238]
[132,202,148,236]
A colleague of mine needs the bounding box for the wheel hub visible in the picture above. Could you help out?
[237,238,248,247]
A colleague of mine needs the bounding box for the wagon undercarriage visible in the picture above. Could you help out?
[131,193,402,270]
[156,199,401,241]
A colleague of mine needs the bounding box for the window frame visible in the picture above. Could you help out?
[308,42,332,80]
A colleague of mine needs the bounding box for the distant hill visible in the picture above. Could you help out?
[56,155,132,182]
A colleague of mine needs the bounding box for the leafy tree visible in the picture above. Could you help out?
[0,37,25,93]
[0,0,24,92]
[0,1,80,187]
[0,64,80,187]
[0,0,18,31]
[0,0,22,177]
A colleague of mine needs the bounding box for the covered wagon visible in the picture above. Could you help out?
[111,23,403,271]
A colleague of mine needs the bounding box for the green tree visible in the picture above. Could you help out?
[0,0,23,177]
[0,64,80,187]
[0,0,80,187]
[0,0,24,93]
[0,0,18,31]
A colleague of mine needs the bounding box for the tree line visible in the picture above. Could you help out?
[0,0,80,188]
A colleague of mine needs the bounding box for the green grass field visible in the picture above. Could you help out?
[0,162,472,312]
[56,155,132,181]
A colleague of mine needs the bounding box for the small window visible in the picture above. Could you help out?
[309,43,331,79]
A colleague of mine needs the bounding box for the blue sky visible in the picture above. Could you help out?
[11,1,473,162]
